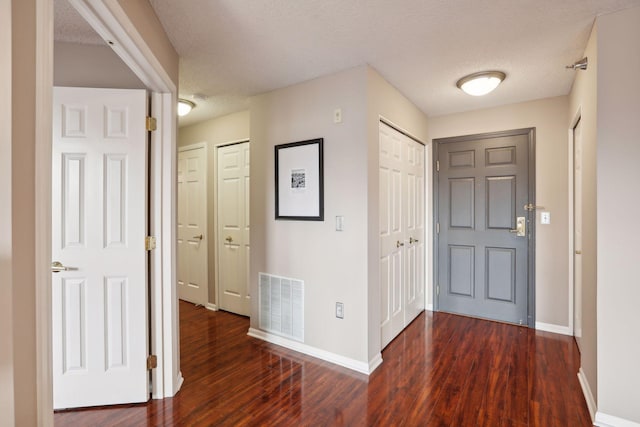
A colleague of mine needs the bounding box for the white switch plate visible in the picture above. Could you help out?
[541,211,551,225]
[334,108,342,123]
[336,302,344,319]
[335,215,344,231]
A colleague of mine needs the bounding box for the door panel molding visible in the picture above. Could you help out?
[433,128,536,327]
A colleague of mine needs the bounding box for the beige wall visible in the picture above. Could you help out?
[596,6,640,424]
[117,0,178,86]
[249,65,429,365]
[178,110,250,305]
[428,96,570,328]
[250,66,370,363]
[365,67,430,360]
[9,0,39,425]
[568,22,598,406]
[54,41,145,88]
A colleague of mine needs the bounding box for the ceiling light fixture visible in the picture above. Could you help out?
[177,99,196,116]
[456,71,506,96]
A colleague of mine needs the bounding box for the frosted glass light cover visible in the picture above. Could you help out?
[457,71,506,96]
[177,99,195,116]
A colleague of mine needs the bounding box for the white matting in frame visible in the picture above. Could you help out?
[275,138,324,220]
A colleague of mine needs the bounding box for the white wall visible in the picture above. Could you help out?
[250,66,370,364]
[428,96,570,329]
[178,110,250,305]
[568,21,598,412]
[54,42,145,89]
[596,6,640,425]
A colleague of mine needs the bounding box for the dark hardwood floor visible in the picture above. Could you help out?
[55,301,592,426]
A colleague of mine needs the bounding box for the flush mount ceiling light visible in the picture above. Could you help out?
[456,71,506,96]
[177,99,196,116]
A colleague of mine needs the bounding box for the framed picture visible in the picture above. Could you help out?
[275,138,324,221]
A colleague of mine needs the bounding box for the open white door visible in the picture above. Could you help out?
[177,144,208,305]
[51,87,149,409]
[217,142,251,316]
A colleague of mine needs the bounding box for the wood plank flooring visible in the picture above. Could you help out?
[55,301,592,426]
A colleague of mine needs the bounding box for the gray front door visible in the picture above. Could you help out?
[435,129,534,326]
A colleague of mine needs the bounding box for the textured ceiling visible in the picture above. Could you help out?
[54,0,105,45]
[56,0,640,127]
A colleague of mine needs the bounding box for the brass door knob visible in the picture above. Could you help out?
[193,234,203,240]
[225,236,233,243]
[51,261,70,273]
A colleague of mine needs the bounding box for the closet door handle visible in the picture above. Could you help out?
[396,240,404,248]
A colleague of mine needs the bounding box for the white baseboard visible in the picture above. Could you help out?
[426,303,433,311]
[535,321,572,336]
[247,328,379,375]
[172,371,184,397]
[205,303,218,312]
[578,367,597,422]
[595,411,640,427]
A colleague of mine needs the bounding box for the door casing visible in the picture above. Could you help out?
[433,128,536,327]
[35,1,181,424]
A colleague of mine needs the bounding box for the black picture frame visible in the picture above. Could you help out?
[275,138,324,221]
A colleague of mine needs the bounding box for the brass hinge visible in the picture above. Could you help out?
[147,355,157,370]
[146,116,157,132]
[145,236,156,251]
[436,223,440,234]
[436,160,440,172]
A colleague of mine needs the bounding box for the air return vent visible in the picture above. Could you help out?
[259,273,304,342]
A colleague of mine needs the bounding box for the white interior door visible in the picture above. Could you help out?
[217,142,250,316]
[379,122,425,348]
[52,87,148,409]
[405,139,425,321]
[177,145,208,305]
[573,119,583,350]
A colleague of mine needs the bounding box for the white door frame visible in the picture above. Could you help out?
[0,0,16,422]
[213,139,250,310]
[35,1,180,424]
[567,107,582,336]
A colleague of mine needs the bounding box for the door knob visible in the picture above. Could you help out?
[225,236,233,243]
[396,240,404,248]
[409,237,419,244]
[193,234,203,240]
[51,261,70,273]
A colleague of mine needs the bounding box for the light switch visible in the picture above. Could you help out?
[334,108,342,123]
[541,211,551,225]
[336,215,344,231]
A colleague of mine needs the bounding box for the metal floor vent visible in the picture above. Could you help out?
[259,272,304,342]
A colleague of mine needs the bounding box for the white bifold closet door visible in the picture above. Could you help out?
[379,121,425,349]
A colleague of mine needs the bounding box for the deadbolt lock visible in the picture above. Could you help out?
[509,217,526,237]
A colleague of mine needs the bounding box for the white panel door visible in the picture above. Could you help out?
[177,145,208,305]
[379,122,425,349]
[573,119,583,350]
[217,142,250,316]
[52,87,148,409]
[379,123,408,348]
[405,138,426,321]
